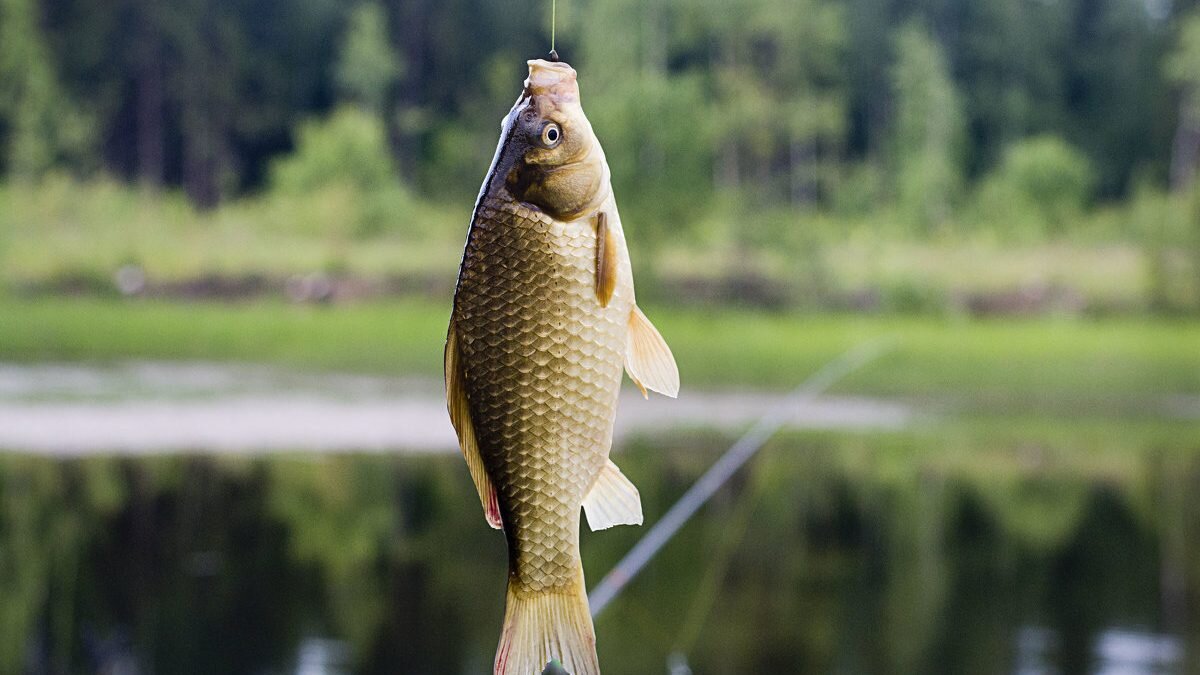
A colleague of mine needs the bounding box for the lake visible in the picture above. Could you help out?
[3,417,1198,674]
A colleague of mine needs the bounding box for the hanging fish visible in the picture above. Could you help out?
[445,59,679,675]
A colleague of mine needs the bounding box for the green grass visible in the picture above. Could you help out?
[0,178,1165,312]
[4,297,1198,413]
[659,228,1149,308]
[0,177,468,284]
[1,297,451,376]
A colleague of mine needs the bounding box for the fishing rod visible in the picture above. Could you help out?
[588,337,895,618]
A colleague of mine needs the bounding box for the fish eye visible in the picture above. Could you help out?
[540,122,562,148]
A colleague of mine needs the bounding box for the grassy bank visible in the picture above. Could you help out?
[0,179,1175,314]
[4,297,1198,413]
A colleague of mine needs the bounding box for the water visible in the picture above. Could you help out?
[0,363,911,453]
[3,425,1198,674]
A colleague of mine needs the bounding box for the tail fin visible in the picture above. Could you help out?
[495,569,600,675]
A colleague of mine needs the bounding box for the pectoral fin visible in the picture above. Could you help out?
[582,459,643,530]
[594,211,618,308]
[445,321,502,529]
[624,305,680,398]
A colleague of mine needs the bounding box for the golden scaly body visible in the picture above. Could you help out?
[445,59,677,675]
[454,194,632,594]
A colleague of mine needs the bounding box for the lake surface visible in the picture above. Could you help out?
[0,363,911,453]
[4,420,1199,674]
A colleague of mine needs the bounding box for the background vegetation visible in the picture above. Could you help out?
[3,0,1200,314]
[2,297,1198,412]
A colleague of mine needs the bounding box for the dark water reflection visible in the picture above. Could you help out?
[3,426,1200,674]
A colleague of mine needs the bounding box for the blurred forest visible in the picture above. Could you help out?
[3,0,1200,312]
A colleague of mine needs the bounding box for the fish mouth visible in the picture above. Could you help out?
[525,59,579,102]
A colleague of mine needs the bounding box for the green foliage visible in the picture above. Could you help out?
[831,162,887,216]
[1166,10,1200,191]
[972,136,1095,237]
[267,458,399,655]
[0,174,1157,316]
[0,457,125,672]
[1166,10,1200,110]
[880,279,948,316]
[334,2,403,115]
[976,475,1090,553]
[702,0,847,204]
[0,0,93,180]
[0,176,465,286]
[268,107,410,237]
[270,108,396,196]
[0,0,1197,316]
[1125,183,1200,313]
[1067,0,1171,195]
[889,22,965,231]
[0,0,1185,207]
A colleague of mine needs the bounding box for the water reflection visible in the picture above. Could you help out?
[2,427,1199,674]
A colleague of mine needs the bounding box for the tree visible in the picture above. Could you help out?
[974,135,1094,235]
[0,0,91,181]
[706,0,847,206]
[1167,10,1200,191]
[1165,11,1200,310]
[1061,0,1170,195]
[889,21,965,230]
[334,2,403,117]
[269,107,397,196]
[2,0,1190,211]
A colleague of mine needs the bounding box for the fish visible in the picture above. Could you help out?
[444,58,679,675]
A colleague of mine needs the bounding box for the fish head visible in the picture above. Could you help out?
[497,59,608,220]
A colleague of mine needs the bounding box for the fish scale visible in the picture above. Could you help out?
[455,196,630,594]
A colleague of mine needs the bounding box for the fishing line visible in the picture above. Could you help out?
[588,337,896,619]
[550,0,558,60]
[673,449,775,659]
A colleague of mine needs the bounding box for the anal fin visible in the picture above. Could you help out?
[582,459,643,531]
[624,305,680,399]
[446,321,502,529]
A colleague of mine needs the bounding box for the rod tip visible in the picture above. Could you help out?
[549,49,560,62]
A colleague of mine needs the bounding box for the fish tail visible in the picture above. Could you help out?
[495,568,600,675]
